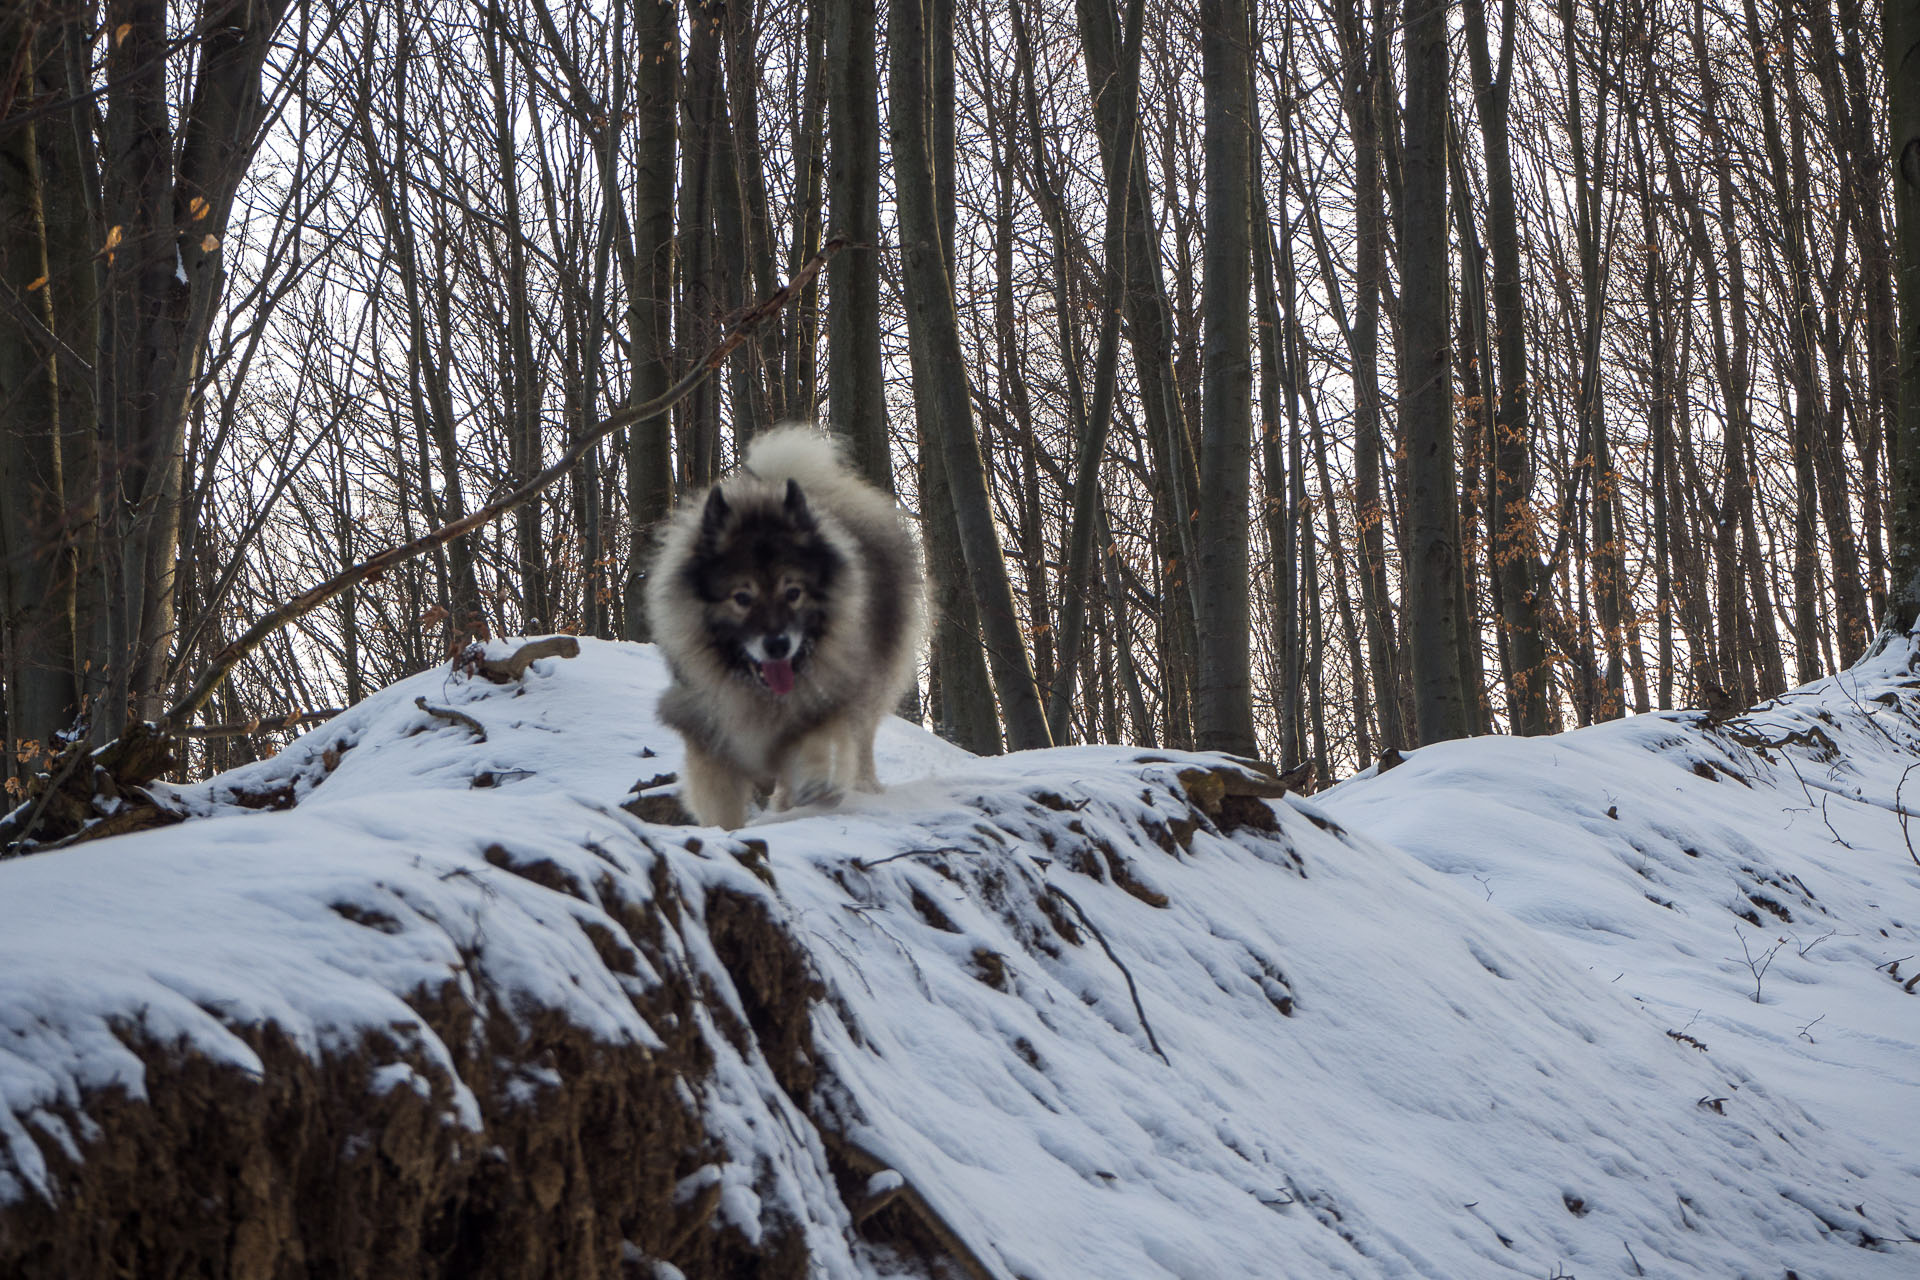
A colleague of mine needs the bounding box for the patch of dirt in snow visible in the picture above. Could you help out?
[0,852,812,1280]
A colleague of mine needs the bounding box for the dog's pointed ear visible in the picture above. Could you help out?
[784,478,815,529]
[700,486,730,541]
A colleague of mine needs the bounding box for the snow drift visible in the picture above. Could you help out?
[2,637,1916,1277]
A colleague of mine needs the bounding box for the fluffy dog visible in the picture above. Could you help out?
[645,425,925,827]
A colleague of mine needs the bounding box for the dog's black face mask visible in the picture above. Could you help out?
[687,480,843,695]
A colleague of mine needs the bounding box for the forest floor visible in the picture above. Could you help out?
[2,635,1917,1277]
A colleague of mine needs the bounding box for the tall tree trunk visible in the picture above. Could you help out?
[825,0,888,488]
[1558,0,1625,721]
[1335,0,1405,754]
[484,21,549,634]
[988,77,1053,713]
[1884,0,1920,631]
[1194,0,1257,757]
[785,0,827,420]
[677,8,723,487]
[1295,177,1377,758]
[1825,0,1896,624]
[1400,0,1472,745]
[619,0,679,639]
[1076,0,1200,748]
[1047,0,1144,743]
[1255,112,1305,772]
[355,23,486,655]
[1690,0,1785,699]
[912,0,994,750]
[727,0,784,426]
[0,22,77,787]
[890,0,1051,751]
[1463,0,1553,733]
[40,2,107,734]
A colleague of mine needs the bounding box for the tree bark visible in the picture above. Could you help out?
[826,0,889,490]
[1463,0,1553,732]
[1334,0,1405,754]
[889,0,1051,751]
[0,21,77,788]
[1886,0,1920,630]
[619,0,679,640]
[1047,0,1145,744]
[1400,0,1472,745]
[1194,0,1258,758]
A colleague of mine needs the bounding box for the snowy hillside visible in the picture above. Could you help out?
[2,636,1917,1277]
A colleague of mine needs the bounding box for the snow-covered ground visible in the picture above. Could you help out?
[3,636,1917,1277]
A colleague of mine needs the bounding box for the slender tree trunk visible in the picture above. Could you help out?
[1400,0,1472,745]
[988,85,1054,711]
[678,10,722,486]
[1885,0,1920,630]
[1295,177,1376,758]
[484,21,549,634]
[1463,0,1552,733]
[1077,0,1200,748]
[1194,0,1257,757]
[1447,106,1491,734]
[619,0,679,639]
[0,24,77,786]
[1335,0,1405,754]
[1255,140,1304,770]
[1048,0,1144,743]
[890,0,1051,751]
[785,0,827,419]
[355,26,486,653]
[727,0,784,425]
[826,0,888,488]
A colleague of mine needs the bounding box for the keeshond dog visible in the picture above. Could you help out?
[645,425,926,828]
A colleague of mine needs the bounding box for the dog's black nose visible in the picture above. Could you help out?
[763,633,791,659]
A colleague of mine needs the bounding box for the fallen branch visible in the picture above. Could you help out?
[474,635,580,683]
[161,237,848,734]
[0,723,182,855]
[415,698,486,742]
[174,708,344,739]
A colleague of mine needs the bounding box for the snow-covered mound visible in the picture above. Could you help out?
[2,637,1916,1277]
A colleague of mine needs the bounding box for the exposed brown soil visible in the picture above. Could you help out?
[0,857,809,1280]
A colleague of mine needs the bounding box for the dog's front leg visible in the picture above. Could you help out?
[850,715,883,793]
[773,728,845,812]
[681,743,754,828]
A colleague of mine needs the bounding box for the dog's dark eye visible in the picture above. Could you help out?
[785,586,803,604]
[733,591,752,608]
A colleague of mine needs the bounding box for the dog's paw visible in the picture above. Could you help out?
[786,777,845,810]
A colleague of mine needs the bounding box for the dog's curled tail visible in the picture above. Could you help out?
[742,423,857,492]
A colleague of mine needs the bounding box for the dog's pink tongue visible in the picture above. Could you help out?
[762,658,796,695]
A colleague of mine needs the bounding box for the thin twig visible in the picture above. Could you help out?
[1043,881,1170,1064]
[160,237,848,733]
[1898,764,1920,867]
[853,846,979,871]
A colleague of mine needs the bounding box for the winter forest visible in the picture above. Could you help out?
[3,0,1920,814]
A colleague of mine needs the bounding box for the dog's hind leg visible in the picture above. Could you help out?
[681,744,754,828]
